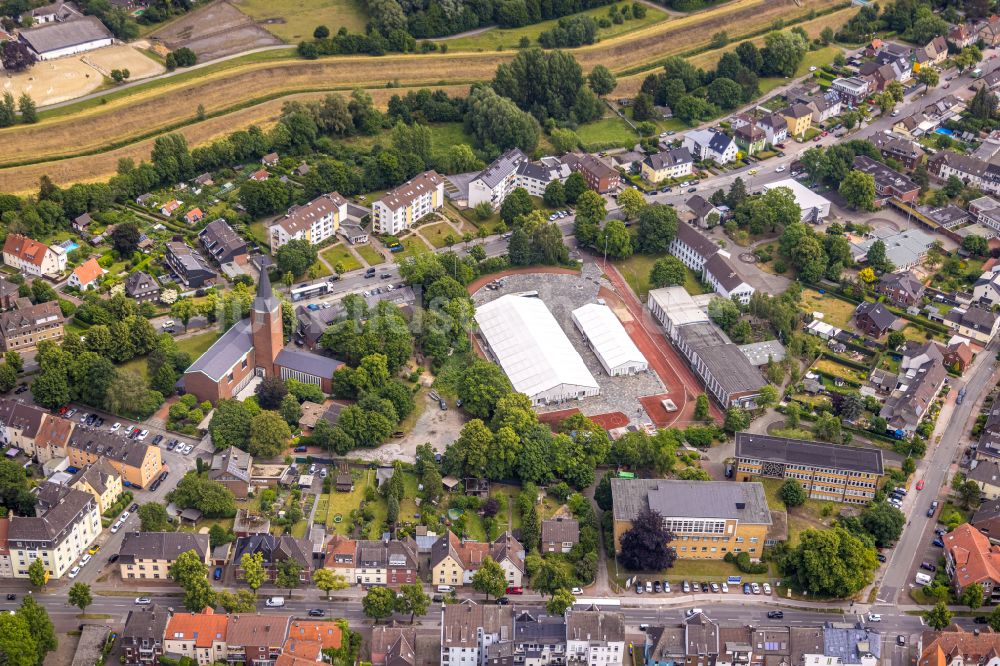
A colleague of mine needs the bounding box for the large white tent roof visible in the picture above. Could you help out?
[571,303,647,370]
[474,295,598,398]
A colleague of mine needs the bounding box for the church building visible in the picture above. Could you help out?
[182,271,341,403]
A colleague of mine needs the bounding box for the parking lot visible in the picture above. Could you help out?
[472,265,665,424]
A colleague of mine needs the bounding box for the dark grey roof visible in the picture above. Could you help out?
[253,267,281,314]
[735,432,884,474]
[9,483,94,543]
[968,457,1000,487]
[645,148,693,170]
[123,271,159,297]
[610,478,771,525]
[541,518,579,544]
[233,534,312,568]
[674,222,719,261]
[676,323,765,396]
[972,499,1000,526]
[566,610,625,643]
[122,605,170,645]
[71,459,118,496]
[183,320,251,381]
[274,348,343,378]
[19,15,111,54]
[686,195,716,219]
[0,301,64,339]
[946,305,998,334]
[68,427,153,469]
[852,155,918,194]
[474,148,528,189]
[514,612,566,644]
[855,301,897,330]
[118,531,210,564]
[210,445,251,482]
[0,399,47,438]
[879,355,946,432]
[823,625,881,662]
[199,219,246,263]
[979,404,1000,457]
[703,253,746,292]
[879,271,925,299]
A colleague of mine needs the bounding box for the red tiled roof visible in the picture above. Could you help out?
[945,523,1000,589]
[3,234,51,267]
[72,258,103,286]
[165,608,228,648]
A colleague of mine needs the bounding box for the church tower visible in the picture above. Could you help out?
[251,268,283,376]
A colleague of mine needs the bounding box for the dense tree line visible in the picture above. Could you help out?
[492,49,603,124]
[298,24,417,58]
[838,0,949,44]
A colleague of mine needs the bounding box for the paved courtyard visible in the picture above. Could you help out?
[472,265,665,425]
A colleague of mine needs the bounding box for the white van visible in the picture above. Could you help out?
[915,572,932,586]
[265,597,285,607]
[436,585,454,594]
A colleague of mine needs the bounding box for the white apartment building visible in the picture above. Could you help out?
[669,222,720,272]
[703,253,755,305]
[467,149,530,209]
[682,129,737,165]
[268,192,348,252]
[566,610,626,666]
[8,483,101,579]
[372,171,445,235]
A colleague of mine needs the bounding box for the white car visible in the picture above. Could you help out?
[809,66,817,72]
[68,566,81,579]
[751,583,761,594]
[135,597,151,605]
[110,521,123,533]
[80,553,92,566]
[110,422,121,432]
[762,583,772,594]
[775,165,786,172]
[663,582,671,593]
[80,413,89,423]
[182,444,194,455]
[120,511,130,521]
[867,613,881,622]
[721,582,729,593]
[137,429,149,440]
[571,587,584,595]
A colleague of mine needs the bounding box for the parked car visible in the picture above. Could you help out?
[68,566,81,578]
[570,587,583,595]
[293,445,307,452]
[506,586,524,595]
[308,609,325,617]
[762,583,771,595]
[80,553,92,566]
[710,583,720,593]
[662,582,671,593]
[682,581,690,593]
[721,583,728,593]
[933,538,945,547]
[920,562,937,572]
[917,480,925,490]
[166,440,177,451]
[876,553,886,562]
[130,502,139,511]
[152,434,164,445]
[743,583,751,594]
[767,611,784,619]
[751,583,761,594]
[928,500,939,517]
[635,583,643,594]
[214,567,223,580]
[110,422,121,432]
[496,597,510,605]
[653,581,662,593]
[645,581,653,593]
[107,553,119,564]
[135,597,151,605]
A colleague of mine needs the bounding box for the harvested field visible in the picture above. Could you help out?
[234,0,369,41]
[150,1,282,61]
[0,0,840,181]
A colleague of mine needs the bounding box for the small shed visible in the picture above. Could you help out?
[442,476,461,493]
[336,473,354,492]
[179,508,203,525]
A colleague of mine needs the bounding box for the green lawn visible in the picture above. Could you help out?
[444,1,668,52]
[391,235,432,264]
[418,221,460,249]
[576,116,638,151]
[326,473,371,534]
[662,558,773,583]
[811,357,867,384]
[399,472,421,524]
[799,288,857,329]
[355,243,385,266]
[320,243,362,273]
[236,0,369,41]
[757,476,834,547]
[758,46,842,97]
[119,329,219,379]
[345,123,475,167]
[616,253,705,300]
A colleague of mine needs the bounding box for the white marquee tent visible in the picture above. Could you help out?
[571,303,648,376]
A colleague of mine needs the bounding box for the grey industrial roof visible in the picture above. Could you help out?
[735,432,884,475]
[610,478,771,525]
[677,324,766,396]
[275,348,343,377]
[185,319,252,381]
[19,15,111,54]
[738,340,786,366]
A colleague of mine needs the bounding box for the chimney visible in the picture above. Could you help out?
[735,502,746,510]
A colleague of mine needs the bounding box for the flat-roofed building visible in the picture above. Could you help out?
[611,479,771,560]
[734,432,883,504]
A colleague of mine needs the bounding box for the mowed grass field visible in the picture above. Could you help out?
[445,1,669,52]
[235,0,369,40]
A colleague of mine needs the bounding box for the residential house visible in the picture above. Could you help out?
[970,196,1000,235]
[876,271,925,307]
[269,193,347,252]
[944,338,974,372]
[431,531,525,587]
[541,518,579,554]
[162,608,229,665]
[184,208,203,225]
[780,104,813,138]
[323,534,419,588]
[0,301,64,352]
[830,77,871,106]
[123,271,160,304]
[852,155,920,205]
[970,457,1000,500]
[491,532,526,588]
[160,200,181,216]
[72,213,92,233]
[879,341,947,437]
[943,523,1000,604]
[8,482,100,579]
[972,499,1000,540]
[370,625,417,666]
[514,156,572,197]
[0,278,18,311]
[563,152,621,194]
[262,152,279,167]
[702,253,754,305]
[804,623,881,666]
[683,129,737,165]
[566,609,626,666]
[974,269,1000,307]
[199,218,247,265]
[164,242,217,288]
[280,621,343,666]
[226,613,293,666]
[508,611,566,665]
[68,257,105,291]
[611,150,644,172]
[209,446,253,499]
[869,133,925,170]
[756,113,789,145]
[193,173,214,187]
[734,123,765,156]
[440,601,513,666]
[70,459,122,514]
[0,399,50,456]
[944,305,1000,344]
[916,36,948,66]
[950,22,979,48]
[610,479,771,560]
[119,532,210,580]
[685,195,722,228]
[761,179,832,222]
[734,432,883,505]
[980,16,1000,46]
[122,605,170,666]
[467,149,530,209]
[2,234,66,278]
[930,152,1000,196]
[372,171,444,235]
[66,428,163,489]
[249,169,269,182]
[33,412,74,464]
[233,534,314,583]
[641,148,694,184]
[853,301,897,338]
[805,93,842,124]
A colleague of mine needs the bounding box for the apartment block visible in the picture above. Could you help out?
[268,193,347,252]
[8,482,101,579]
[372,171,444,235]
[119,532,210,580]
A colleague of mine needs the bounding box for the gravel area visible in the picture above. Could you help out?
[472,265,665,424]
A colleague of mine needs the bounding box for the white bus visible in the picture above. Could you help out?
[290,281,333,302]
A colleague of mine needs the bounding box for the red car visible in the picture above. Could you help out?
[916,480,925,490]
[776,143,786,149]
[506,586,523,595]
[821,131,829,137]
[812,136,822,142]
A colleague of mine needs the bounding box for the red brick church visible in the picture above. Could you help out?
[182,270,341,403]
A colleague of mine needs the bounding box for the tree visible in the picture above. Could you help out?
[860,501,904,547]
[171,474,237,517]
[866,239,891,272]
[362,586,397,623]
[249,410,292,458]
[962,582,985,610]
[241,552,266,595]
[588,64,617,96]
[546,588,576,615]
[500,187,534,224]
[963,234,989,257]
[276,239,318,277]
[708,297,740,330]
[17,93,36,124]
[27,558,46,588]
[694,395,710,421]
[917,67,939,92]
[0,612,35,666]
[169,549,209,589]
[762,30,806,77]
[209,399,259,449]
[649,256,686,288]
[472,556,507,600]
[255,375,288,410]
[839,171,875,211]
[779,479,807,507]
[139,502,170,531]
[466,86,540,152]
[988,604,1000,632]
[217,589,258,613]
[564,172,588,204]
[458,360,512,419]
[707,77,744,110]
[543,180,566,208]
[618,507,675,571]
[617,187,646,220]
[784,526,877,597]
[959,479,983,509]
[181,576,217,613]
[395,583,430,623]
[924,601,952,630]
[723,406,751,434]
[276,558,303,593]
[313,568,348,600]
[636,205,678,253]
[598,219,632,259]
[68,582,92,613]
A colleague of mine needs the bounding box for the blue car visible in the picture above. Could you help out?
[214,566,223,580]
[932,538,945,547]
[743,583,751,594]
